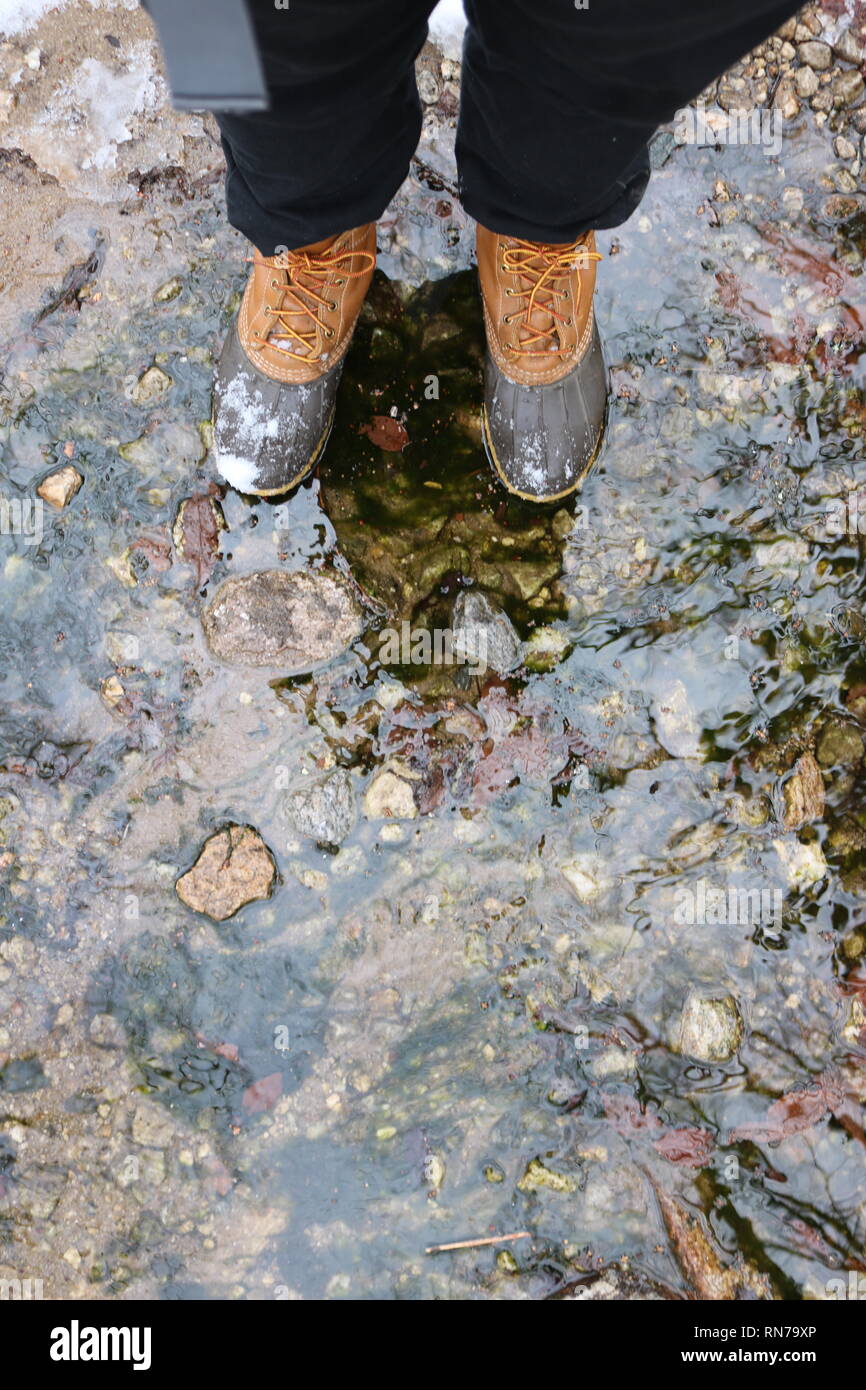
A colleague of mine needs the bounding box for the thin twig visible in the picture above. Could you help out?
[425,1231,531,1255]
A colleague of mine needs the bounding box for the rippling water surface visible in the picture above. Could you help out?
[0,121,865,1300]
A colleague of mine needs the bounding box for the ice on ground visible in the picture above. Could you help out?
[215,452,262,493]
[0,0,137,40]
[6,38,168,195]
[63,45,163,172]
[429,0,466,58]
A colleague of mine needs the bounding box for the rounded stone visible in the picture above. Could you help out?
[176,824,277,921]
[201,568,364,671]
[283,768,357,846]
[677,991,744,1063]
[796,40,832,71]
[816,720,864,769]
[363,769,418,820]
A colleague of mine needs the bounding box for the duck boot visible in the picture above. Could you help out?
[478,226,607,502]
[214,224,377,495]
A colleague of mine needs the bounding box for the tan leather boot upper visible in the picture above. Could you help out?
[477,225,602,387]
[238,223,377,387]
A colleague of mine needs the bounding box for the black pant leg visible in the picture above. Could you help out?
[457,0,801,242]
[216,0,435,253]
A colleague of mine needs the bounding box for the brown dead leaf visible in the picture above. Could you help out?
[359,415,409,452]
[715,271,742,313]
[729,1068,861,1145]
[242,1071,283,1115]
[201,1154,234,1197]
[602,1094,663,1134]
[653,1126,716,1168]
[603,1097,715,1168]
[128,532,172,573]
[472,725,573,804]
[172,486,227,587]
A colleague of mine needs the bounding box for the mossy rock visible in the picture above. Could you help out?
[817,719,864,769]
[319,270,580,646]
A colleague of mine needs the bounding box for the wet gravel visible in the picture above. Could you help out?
[0,0,865,1302]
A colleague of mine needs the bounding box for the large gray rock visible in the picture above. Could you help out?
[676,990,743,1063]
[452,590,522,674]
[283,768,357,846]
[202,568,364,671]
[651,680,703,759]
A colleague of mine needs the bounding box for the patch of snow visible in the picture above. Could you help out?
[69,45,163,171]
[214,452,261,493]
[429,0,466,59]
[215,371,312,491]
[12,39,166,191]
[0,0,137,40]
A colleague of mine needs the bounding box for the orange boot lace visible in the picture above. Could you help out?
[500,234,602,360]
[248,241,376,359]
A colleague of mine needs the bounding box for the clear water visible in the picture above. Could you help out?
[0,122,865,1300]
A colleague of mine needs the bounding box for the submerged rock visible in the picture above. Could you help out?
[451,590,522,674]
[561,856,608,903]
[651,681,702,759]
[422,1152,446,1192]
[773,837,827,890]
[283,768,357,846]
[176,824,277,921]
[130,365,172,405]
[518,1157,579,1194]
[796,40,831,71]
[782,751,825,829]
[524,625,570,673]
[816,720,863,769]
[363,767,418,820]
[131,1101,179,1149]
[676,990,743,1062]
[753,538,809,574]
[202,568,364,671]
[559,1270,665,1301]
[37,464,83,510]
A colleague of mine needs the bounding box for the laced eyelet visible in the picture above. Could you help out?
[327,301,337,312]
[505,289,516,297]
[325,328,335,339]
[334,278,345,286]
[503,314,513,325]
[270,279,279,289]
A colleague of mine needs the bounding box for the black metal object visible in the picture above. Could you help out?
[143,0,267,111]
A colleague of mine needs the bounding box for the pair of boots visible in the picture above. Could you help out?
[213,222,606,503]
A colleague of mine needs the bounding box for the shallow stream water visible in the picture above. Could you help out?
[0,117,865,1300]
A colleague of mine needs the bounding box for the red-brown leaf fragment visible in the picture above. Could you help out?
[172,486,227,587]
[359,416,409,451]
[653,1126,716,1167]
[242,1071,283,1115]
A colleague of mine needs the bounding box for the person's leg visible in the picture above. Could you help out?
[465,0,801,502]
[458,0,800,242]
[213,0,437,496]
[217,0,435,254]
